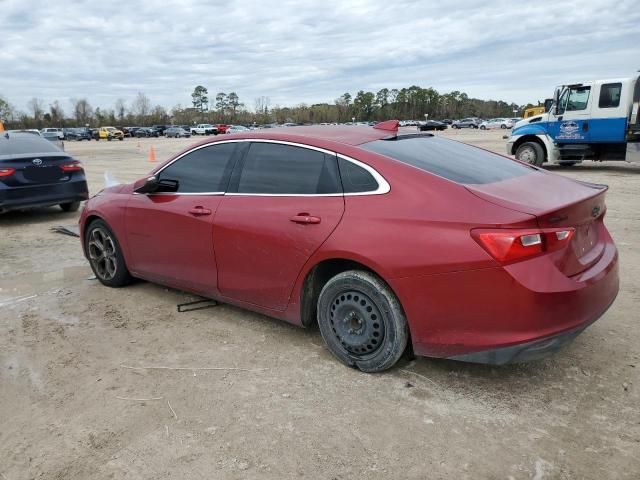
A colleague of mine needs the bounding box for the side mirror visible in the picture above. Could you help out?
[134,175,158,194]
[552,89,561,115]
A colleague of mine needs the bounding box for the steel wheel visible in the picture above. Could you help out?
[317,270,408,372]
[88,227,118,281]
[328,289,385,357]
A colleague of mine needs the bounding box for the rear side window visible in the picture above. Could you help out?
[361,136,533,185]
[338,158,378,193]
[236,142,340,194]
[598,83,622,108]
[159,142,237,193]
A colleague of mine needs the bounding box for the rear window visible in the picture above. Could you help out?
[0,133,62,159]
[361,135,534,184]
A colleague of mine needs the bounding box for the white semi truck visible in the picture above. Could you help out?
[506,74,640,166]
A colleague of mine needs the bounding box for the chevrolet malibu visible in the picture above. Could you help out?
[79,120,619,372]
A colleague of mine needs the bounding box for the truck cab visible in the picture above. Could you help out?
[507,75,640,166]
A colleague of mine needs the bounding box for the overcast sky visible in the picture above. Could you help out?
[1,0,638,114]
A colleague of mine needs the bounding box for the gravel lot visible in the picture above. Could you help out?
[1,129,639,479]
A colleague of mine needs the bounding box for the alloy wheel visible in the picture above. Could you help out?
[88,227,118,281]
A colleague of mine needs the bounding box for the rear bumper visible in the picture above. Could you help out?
[445,299,614,365]
[0,180,89,212]
[391,234,619,363]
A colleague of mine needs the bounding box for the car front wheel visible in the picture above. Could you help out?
[317,270,408,372]
[85,220,133,287]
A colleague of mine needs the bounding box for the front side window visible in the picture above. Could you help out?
[236,142,341,194]
[565,86,591,112]
[159,143,237,193]
[598,83,622,108]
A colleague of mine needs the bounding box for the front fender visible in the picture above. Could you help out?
[512,124,548,137]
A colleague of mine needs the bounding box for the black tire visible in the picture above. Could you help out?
[317,270,408,372]
[84,219,133,288]
[480,125,486,130]
[60,201,80,212]
[501,124,507,129]
[118,137,123,141]
[559,161,578,166]
[515,141,545,166]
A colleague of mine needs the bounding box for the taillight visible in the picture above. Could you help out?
[0,167,16,177]
[60,161,83,172]
[472,228,575,264]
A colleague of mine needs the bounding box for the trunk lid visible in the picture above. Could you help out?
[1,153,73,187]
[466,171,608,276]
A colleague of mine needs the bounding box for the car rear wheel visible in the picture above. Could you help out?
[85,220,133,287]
[501,124,507,129]
[515,141,544,166]
[60,201,80,212]
[480,125,486,130]
[317,270,408,372]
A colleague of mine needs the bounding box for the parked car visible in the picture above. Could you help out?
[441,119,453,125]
[151,125,169,136]
[165,126,191,138]
[118,127,133,138]
[79,120,619,372]
[479,118,514,130]
[226,125,250,134]
[191,124,217,135]
[8,129,41,136]
[0,131,88,213]
[127,127,142,137]
[95,126,124,141]
[451,118,480,129]
[41,128,64,139]
[41,131,65,149]
[65,127,92,141]
[216,124,230,134]
[418,120,447,131]
[134,127,158,138]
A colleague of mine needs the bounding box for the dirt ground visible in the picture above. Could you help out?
[1,129,639,479]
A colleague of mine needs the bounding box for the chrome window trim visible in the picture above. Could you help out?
[147,138,391,197]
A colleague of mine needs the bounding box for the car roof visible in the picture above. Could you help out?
[224,124,395,146]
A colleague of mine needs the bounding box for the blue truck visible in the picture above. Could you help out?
[507,74,640,166]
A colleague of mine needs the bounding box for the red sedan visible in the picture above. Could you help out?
[79,120,619,372]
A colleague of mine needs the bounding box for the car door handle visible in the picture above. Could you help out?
[582,122,589,131]
[188,206,212,216]
[290,213,321,224]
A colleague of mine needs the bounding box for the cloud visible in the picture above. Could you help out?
[1,0,638,113]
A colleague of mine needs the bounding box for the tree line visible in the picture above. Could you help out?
[0,85,538,129]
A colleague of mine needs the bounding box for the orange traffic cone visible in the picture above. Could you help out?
[0,121,4,132]
[149,145,156,162]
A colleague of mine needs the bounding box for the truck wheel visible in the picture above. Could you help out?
[515,142,544,166]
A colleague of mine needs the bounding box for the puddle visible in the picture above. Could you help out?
[0,265,91,303]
